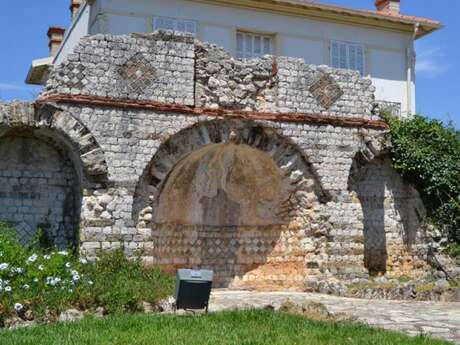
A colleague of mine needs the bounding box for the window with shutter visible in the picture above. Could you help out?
[236,32,274,59]
[330,40,365,75]
[153,16,197,36]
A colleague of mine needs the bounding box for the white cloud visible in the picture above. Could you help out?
[416,47,448,77]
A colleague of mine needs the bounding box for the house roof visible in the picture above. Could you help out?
[212,0,442,39]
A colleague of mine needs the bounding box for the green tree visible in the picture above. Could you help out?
[384,114,460,244]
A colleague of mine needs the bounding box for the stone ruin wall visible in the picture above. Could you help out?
[0,134,78,247]
[0,31,452,290]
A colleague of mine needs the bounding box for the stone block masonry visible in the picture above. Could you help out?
[1,31,456,290]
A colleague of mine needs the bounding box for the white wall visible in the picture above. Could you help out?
[83,0,415,115]
[55,4,91,65]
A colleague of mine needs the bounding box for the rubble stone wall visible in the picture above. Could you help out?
[0,135,79,247]
[0,31,452,289]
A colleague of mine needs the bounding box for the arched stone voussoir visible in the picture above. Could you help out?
[133,119,330,223]
[358,130,392,164]
[0,102,109,187]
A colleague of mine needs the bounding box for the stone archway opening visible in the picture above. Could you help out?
[0,129,81,248]
[135,120,329,289]
[348,153,426,278]
[0,103,109,250]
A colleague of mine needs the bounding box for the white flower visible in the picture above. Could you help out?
[44,255,51,260]
[12,267,24,274]
[70,270,79,276]
[0,263,9,270]
[46,277,62,286]
[38,265,44,271]
[27,254,38,264]
[33,278,39,283]
[72,274,80,282]
[14,303,23,312]
[22,284,30,290]
[58,251,68,256]
[5,286,12,292]
[65,262,72,268]
[88,281,94,286]
[79,258,88,265]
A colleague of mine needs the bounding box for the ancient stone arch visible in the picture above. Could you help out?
[348,133,426,277]
[134,119,331,289]
[0,102,109,247]
[0,103,108,187]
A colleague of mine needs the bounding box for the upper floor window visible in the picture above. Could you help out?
[331,40,365,75]
[153,16,197,36]
[236,32,273,59]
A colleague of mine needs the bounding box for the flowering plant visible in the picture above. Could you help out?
[0,222,173,324]
[0,225,93,321]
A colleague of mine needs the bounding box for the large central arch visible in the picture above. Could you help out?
[134,119,330,289]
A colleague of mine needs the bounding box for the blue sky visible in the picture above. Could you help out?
[0,0,458,126]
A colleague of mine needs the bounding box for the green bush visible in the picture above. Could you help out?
[447,243,460,261]
[0,222,174,324]
[383,114,460,244]
[73,250,174,314]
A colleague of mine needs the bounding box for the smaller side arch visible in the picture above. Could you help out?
[0,102,109,247]
[348,132,426,277]
[0,102,109,188]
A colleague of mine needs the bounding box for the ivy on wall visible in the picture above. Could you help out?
[384,114,460,245]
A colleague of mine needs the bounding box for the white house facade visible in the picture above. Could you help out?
[26,0,441,117]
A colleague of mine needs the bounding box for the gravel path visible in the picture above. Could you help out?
[209,290,460,344]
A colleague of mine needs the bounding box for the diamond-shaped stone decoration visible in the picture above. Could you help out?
[308,74,344,109]
[117,53,157,94]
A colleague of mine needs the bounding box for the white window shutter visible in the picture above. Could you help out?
[330,40,365,75]
[154,17,196,36]
[236,33,244,58]
[236,32,273,59]
[339,42,347,69]
[331,41,340,68]
[263,37,272,55]
[176,20,186,32]
[254,35,262,56]
[157,17,175,30]
[244,34,253,57]
[184,20,197,36]
[349,45,357,71]
[356,45,365,75]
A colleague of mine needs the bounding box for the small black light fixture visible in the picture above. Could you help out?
[174,269,213,313]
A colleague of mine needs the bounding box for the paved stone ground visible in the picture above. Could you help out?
[209,290,460,344]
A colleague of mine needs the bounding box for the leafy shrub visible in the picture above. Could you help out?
[73,250,174,314]
[447,243,460,261]
[0,222,174,324]
[383,114,460,245]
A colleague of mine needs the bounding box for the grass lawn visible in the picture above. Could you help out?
[0,310,452,345]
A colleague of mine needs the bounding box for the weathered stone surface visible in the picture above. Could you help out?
[44,31,195,105]
[0,136,79,247]
[43,30,376,120]
[0,31,457,291]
